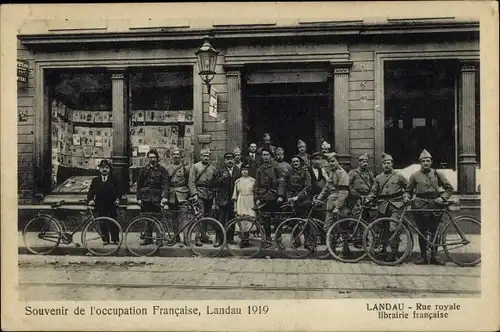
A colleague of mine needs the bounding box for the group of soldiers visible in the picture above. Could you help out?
[88,132,454,265]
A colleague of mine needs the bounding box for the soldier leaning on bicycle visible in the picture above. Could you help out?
[88,143,457,266]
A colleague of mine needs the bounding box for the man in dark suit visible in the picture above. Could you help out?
[87,159,122,245]
[243,142,261,178]
[213,152,242,246]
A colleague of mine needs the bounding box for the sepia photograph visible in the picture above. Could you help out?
[2,2,499,331]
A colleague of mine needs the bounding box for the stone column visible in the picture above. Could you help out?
[333,65,351,169]
[225,66,243,153]
[110,68,129,196]
[458,62,478,194]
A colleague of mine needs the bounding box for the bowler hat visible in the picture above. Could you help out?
[98,159,111,168]
[224,152,235,159]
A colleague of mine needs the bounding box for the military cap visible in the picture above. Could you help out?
[147,148,160,158]
[233,147,242,154]
[324,152,339,161]
[381,153,393,163]
[291,155,305,164]
[358,153,369,161]
[260,146,274,157]
[276,147,285,154]
[419,149,432,160]
[321,140,331,149]
[200,148,211,156]
[98,159,111,168]
[311,152,324,159]
[297,139,307,147]
[224,152,235,159]
[171,146,182,153]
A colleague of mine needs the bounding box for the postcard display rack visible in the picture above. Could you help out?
[50,99,113,193]
[128,109,195,189]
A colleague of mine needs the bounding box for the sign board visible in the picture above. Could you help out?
[17,60,29,83]
[209,87,218,118]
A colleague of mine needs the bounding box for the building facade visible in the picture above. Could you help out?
[17,18,480,209]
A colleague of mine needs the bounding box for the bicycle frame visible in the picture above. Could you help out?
[37,208,96,243]
[389,204,456,250]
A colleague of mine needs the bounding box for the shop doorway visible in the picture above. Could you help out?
[384,60,457,169]
[244,82,332,160]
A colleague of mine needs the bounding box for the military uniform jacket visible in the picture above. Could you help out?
[348,167,374,198]
[297,153,311,168]
[213,166,241,207]
[166,163,191,203]
[257,144,277,158]
[188,162,216,200]
[317,166,349,209]
[254,162,285,202]
[369,170,409,213]
[284,167,312,206]
[404,169,454,208]
[136,164,169,203]
[87,174,122,216]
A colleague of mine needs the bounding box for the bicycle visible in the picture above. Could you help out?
[362,198,481,266]
[274,200,332,259]
[224,201,295,258]
[124,197,227,257]
[22,199,123,256]
[326,198,378,263]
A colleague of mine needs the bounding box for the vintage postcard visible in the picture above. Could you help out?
[1,2,499,331]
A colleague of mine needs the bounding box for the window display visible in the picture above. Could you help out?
[128,67,195,192]
[48,70,112,193]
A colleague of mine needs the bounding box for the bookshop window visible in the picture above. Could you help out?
[384,60,456,170]
[47,69,112,193]
[128,67,195,192]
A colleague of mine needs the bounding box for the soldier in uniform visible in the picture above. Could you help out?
[166,148,192,246]
[367,153,409,262]
[284,155,312,218]
[87,159,122,245]
[136,149,169,245]
[275,147,292,176]
[213,152,242,246]
[254,147,285,247]
[404,149,454,265]
[243,143,261,178]
[321,140,331,154]
[314,152,350,234]
[257,133,277,159]
[347,153,374,218]
[188,147,216,244]
[233,147,243,170]
[297,139,311,168]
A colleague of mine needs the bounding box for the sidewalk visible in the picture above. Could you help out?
[18,231,481,261]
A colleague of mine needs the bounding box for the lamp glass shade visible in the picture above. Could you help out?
[195,38,219,79]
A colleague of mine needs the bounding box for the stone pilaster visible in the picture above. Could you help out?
[458,62,478,194]
[225,67,243,153]
[333,65,351,169]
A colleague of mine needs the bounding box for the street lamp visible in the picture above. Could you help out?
[195,35,219,88]
[195,35,219,154]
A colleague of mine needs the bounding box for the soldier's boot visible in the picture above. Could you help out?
[429,248,445,266]
[415,253,428,265]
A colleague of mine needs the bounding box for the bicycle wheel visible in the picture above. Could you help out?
[187,217,226,257]
[23,215,62,255]
[82,217,123,256]
[363,217,413,266]
[442,216,481,267]
[327,218,369,263]
[275,218,317,258]
[124,216,163,257]
[225,216,266,258]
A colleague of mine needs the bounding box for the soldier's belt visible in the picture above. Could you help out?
[378,192,404,199]
[416,193,440,199]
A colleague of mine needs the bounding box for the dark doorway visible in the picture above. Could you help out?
[245,82,331,161]
[384,60,457,169]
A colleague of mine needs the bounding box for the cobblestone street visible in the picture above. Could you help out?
[18,254,480,301]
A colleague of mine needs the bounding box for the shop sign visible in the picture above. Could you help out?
[17,60,30,83]
[197,134,212,144]
[209,87,218,118]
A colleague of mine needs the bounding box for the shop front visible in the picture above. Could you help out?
[17,18,480,212]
